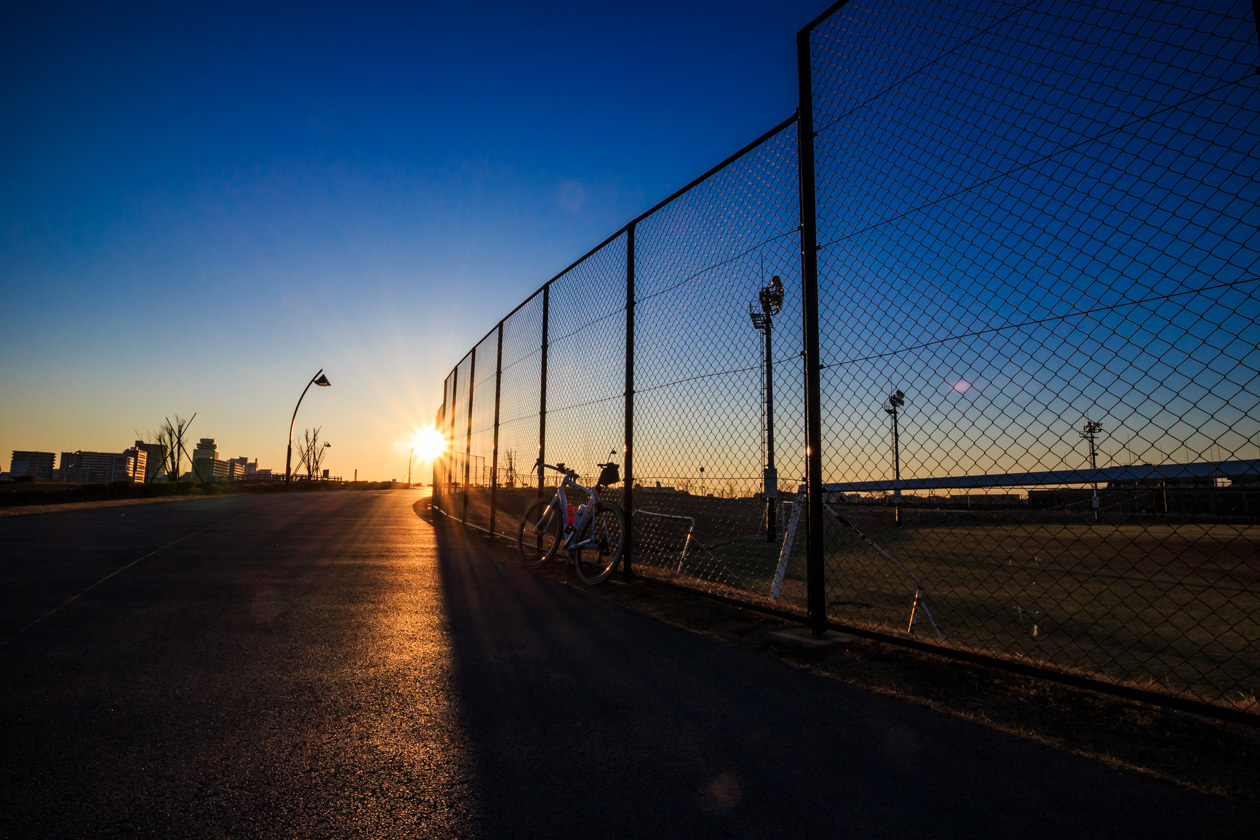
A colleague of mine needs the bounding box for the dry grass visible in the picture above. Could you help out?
[639,512,1260,708]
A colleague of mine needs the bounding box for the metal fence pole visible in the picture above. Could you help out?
[448,367,459,499]
[463,347,476,524]
[489,322,504,535]
[433,388,445,505]
[623,224,636,579]
[797,25,827,637]
[538,285,550,497]
[440,398,448,499]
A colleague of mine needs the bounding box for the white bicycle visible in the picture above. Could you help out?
[516,459,627,584]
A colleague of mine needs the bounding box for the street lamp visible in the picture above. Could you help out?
[750,275,784,541]
[408,447,414,487]
[886,389,905,526]
[286,369,331,488]
[318,442,331,480]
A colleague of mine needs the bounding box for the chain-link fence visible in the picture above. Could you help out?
[436,0,1259,718]
[437,116,804,609]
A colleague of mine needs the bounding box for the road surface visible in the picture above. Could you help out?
[1,490,1253,838]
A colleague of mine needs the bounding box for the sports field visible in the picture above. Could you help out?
[630,499,1260,710]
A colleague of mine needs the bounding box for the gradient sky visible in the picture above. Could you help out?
[1,0,826,481]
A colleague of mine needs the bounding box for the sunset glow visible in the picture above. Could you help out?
[412,427,447,462]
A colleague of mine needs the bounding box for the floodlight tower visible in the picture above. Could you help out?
[1081,420,1103,523]
[750,275,784,541]
[886,389,906,526]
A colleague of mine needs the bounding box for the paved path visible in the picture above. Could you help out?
[1,491,1253,838]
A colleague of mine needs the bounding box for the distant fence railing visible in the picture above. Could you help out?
[436,0,1260,719]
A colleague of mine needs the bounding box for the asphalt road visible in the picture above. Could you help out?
[0,490,1254,839]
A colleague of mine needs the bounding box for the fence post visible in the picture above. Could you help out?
[623,224,636,579]
[797,25,827,636]
[449,367,459,501]
[435,382,447,505]
[489,323,504,535]
[463,347,476,524]
[538,285,550,497]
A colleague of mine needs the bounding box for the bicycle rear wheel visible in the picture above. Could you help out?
[517,498,562,568]
[572,501,625,584]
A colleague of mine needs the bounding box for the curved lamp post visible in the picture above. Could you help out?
[286,369,331,488]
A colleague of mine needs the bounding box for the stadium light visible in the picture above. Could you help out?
[750,275,784,541]
[1080,420,1103,523]
[886,389,905,526]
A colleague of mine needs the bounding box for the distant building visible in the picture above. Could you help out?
[229,456,257,476]
[10,451,55,481]
[193,438,219,462]
[59,450,142,483]
[948,493,1022,509]
[191,439,245,484]
[134,440,166,482]
[192,458,232,484]
[123,447,148,482]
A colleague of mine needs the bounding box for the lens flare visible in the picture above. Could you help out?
[411,427,447,461]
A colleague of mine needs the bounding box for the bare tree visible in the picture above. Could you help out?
[298,427,329,480]
[157,414,195,482]
[504,448,518,489]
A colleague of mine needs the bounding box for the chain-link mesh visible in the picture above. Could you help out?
[492,292,546,536]
[632,124,804,601]
[434,125,804,598]
[463,332,499,532]
[544,235,628,500]
[446,353,473,520]
[809,0,1259,710]
[434,0,1259,715]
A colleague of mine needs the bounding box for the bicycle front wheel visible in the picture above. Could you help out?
[517,498,562,569]
[572,501,626,584]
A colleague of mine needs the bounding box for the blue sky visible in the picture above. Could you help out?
[1,0,826,481]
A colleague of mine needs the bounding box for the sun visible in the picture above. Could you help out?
[411,427,447,462]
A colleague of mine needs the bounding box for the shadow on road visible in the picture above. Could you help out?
[424,499,1257,839]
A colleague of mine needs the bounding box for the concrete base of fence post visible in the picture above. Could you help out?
[770,627,856,648]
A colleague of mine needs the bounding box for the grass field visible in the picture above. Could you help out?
[630,499,1260,710]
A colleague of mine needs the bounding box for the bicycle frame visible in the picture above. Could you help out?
[534,464,605,553]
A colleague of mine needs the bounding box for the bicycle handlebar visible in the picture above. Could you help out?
[533,458,618,477]
[534,459,577,477]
